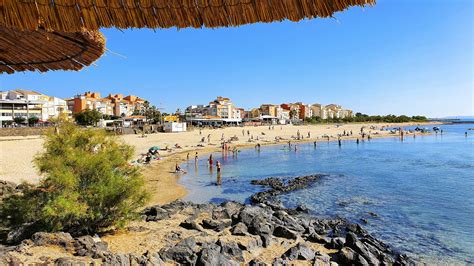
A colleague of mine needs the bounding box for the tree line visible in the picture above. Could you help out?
[74,100,163,126]
[304,113,428,124]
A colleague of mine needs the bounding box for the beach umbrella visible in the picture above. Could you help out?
[0,0,375,73]
[0,26,105,74]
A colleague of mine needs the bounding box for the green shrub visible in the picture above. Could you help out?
[28,116,39,126]
[74,109,102,126]
[1,122,149,238]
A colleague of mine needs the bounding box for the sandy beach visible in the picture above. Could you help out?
[0,122,437,206]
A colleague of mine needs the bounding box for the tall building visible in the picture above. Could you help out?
[0,89,70,125]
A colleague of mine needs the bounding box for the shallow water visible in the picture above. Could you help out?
[180,123,474,264]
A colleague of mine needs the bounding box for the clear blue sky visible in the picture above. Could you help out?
[1,0,472,117]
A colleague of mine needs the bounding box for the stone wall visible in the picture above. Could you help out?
[0,127,51,137]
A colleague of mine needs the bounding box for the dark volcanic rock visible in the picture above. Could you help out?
[202,219,231,232]
[250,175,325,204]
[313,252,331,266]
[231,223,248,236]
[273,226,298,240]
[260,234,273,248]
[144,251,165,265]
[143,206,171,222]
[31,232,75,250]
[54,257,87,266]
[198,242,240,266]
[282,243,315,261]
[74,236,108,259]
[179,218,204,231]
[249,258,266,266]
[217,240,244,262]
[160,237,198,264]
[0,174,413,266]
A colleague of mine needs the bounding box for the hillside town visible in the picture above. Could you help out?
[0,90,353,130]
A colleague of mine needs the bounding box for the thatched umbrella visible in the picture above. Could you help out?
[0,0,375,73]
[0,26,105,74]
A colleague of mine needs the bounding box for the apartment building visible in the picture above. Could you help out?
[0,89,69,125]
[185,96,243,125]
[68,92,146,117]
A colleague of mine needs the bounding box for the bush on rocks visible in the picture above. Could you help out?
[0,122,149,240]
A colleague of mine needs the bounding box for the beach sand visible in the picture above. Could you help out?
[0,122,436,205]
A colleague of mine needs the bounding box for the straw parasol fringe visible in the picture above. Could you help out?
[0,26,105,74]
[0,0,376,32]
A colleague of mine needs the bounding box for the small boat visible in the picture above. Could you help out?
[433,127,440,131]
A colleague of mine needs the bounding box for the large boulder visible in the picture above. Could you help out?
[198,242,241,266]
[143,206,171,222]
[231,223,248,236]
[31,232,75,251]
[273,226,299,240]
[74,236,108,259]
[179,218,204,232]
[282,243,316,261]
[159,237,198,264]
[202,219,232,232]
[217,240,244,262]
[345,233,379,265]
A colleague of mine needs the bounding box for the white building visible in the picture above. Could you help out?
[0,89,70,125]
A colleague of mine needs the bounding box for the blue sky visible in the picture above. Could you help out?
[1,0,472,117]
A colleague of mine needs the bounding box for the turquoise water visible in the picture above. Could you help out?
[180,123,474,264]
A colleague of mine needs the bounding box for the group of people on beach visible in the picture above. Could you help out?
[174,123,436,185]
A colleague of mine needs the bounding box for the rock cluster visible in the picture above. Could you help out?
[0,176,413,265]
[250,175,325,206]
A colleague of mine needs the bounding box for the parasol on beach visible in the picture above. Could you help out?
[0,26,105,74]
[0,0,376,73]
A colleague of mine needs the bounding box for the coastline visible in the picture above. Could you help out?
[0,122,446,265]
[142,122,438,206]
[0,122,440,206]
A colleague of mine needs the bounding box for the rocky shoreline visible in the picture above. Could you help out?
[0,176,412,265]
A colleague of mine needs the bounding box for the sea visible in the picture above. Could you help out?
[179,122,474,264]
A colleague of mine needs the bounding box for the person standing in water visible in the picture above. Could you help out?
[314,141,317,148]
[195,152,199,163]
[338,136,342,147]
[209,154,213,167]
[356,138,360,144]
[216,161,222,173]
[187,153,190,161]
[216,161,222,186]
